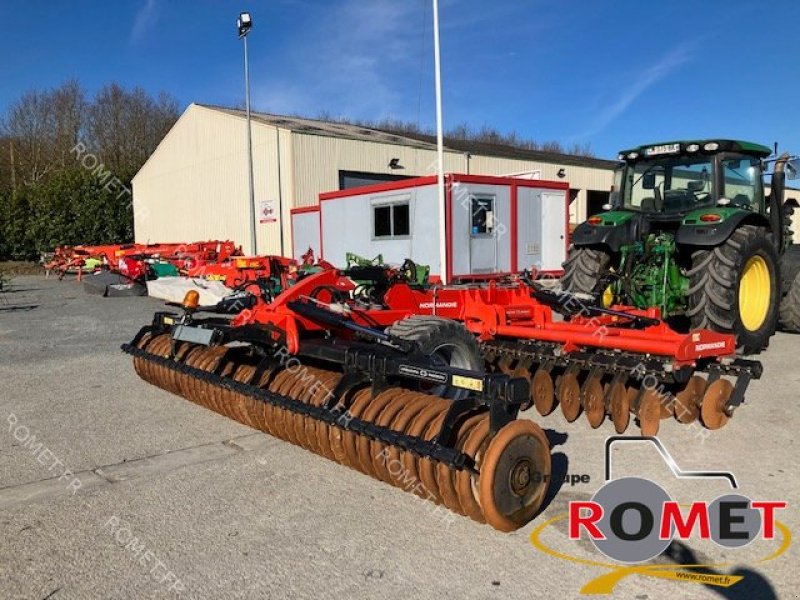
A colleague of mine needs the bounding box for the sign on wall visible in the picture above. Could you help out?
[259,199,277,223]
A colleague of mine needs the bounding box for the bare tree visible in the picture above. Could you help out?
[316,114,595,157]
[86,83,179,173]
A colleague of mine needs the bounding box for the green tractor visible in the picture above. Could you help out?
[563,140,800,353]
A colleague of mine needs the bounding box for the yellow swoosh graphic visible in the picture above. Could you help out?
[529,514,791,595]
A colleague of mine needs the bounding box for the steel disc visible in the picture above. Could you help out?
[701,379,733,430]
[436,414,484,515]
[382,396,430,486]
[282,374,309,446]
[638,389,663,436]
[532,369,555,416]
[342,390,375,471]
[609,383,630,434]
[674,376,704,424]
[478,420,551,532]
[496,355,514,375]
[418,411,451,507]
[268,370,295,441]
[402,402,447,503]
[370,394,412,483]
[454,418,489,523]
[558,372,582,422]
[583,376,606,428]
[309,373,340,459]
[355,390,402,476]
[291,368,327,450]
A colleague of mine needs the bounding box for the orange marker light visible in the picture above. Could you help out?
[699,213,721,223]
[183,290,200,310]
[587,216,603,226]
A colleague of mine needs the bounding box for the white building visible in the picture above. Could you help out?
[132,104,617,256]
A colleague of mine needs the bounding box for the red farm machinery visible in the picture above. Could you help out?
[43,241,241,296]
[124,261,760,531]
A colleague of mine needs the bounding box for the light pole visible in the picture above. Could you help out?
[432,0,447,283]
[238,12,257,256]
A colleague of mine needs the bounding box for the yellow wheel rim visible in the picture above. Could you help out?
[601,285,615,308]
[739,255,771,331]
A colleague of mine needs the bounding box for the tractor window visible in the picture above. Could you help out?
[722,157,762,211]
[622,156,714,213]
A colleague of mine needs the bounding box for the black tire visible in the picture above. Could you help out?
[779,270,800,332]
[686,225,780,354]
[561,246,612,295]
[387,316,483,401]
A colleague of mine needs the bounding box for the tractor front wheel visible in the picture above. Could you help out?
[687,225,780,354]
[561,246,612,297]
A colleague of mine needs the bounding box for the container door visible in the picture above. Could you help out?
[468,194,498,273]
[517,188,543,271]
[541,191,567,271]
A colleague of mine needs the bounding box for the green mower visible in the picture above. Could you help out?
[563,140,800,353]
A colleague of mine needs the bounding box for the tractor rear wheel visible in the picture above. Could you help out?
[561,246,612,296]
[387,316,484,401]
[779,269,800,332]
[687,225,780,354]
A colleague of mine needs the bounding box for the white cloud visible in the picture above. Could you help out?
[578,41,696,138]
[251,0,425,119]
[130,0,159,45]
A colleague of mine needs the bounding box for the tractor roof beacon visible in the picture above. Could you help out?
[563,139,800,354]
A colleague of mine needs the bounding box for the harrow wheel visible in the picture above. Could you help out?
[701,379,734,430]
[558,369,582,422]
[610,384,631,434]
[478,420,551,532]
[674,376,704,424]
[531,369,555,416]
[128,335,553,531]
[479,339,753,436]
[638,389,663,436]
[582,375,606,429]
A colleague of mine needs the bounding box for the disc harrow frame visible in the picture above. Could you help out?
[124,311,552,531]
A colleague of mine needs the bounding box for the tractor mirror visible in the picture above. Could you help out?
[786,158,800,180]
[642,172,656,189]
[687,180,705,192]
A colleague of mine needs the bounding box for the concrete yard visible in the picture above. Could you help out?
[0,275,797,600]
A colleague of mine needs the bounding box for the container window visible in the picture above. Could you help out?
[393,203,410,236]
[471,196,495,235]
[374,206,392,237]
[373,202,410,238]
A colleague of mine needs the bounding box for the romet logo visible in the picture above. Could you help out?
[530,437,790,594]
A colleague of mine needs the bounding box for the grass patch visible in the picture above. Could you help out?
[0,261,43,277]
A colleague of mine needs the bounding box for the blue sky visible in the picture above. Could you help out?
[1,0,798,157]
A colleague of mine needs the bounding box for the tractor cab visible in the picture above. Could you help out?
[610,140,772,217]
[566,139,800,353]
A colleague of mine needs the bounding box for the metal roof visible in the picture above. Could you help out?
[197,104,617,170]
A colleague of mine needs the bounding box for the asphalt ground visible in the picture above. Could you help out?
[0,275,797,599]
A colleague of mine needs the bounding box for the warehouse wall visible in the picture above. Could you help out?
[132,104,289,255]
[288,133,613,250]
[134,105,615,256]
